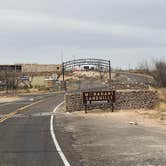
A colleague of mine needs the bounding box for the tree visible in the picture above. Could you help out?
[137,59,166,87]
[153,61,166,87]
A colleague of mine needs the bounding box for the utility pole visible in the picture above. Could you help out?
[62,62,65,81]
[5,66,9,94]
[61,49,64,64]
[109,60,111,87]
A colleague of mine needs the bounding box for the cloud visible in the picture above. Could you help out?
[0,9,166,43]
[0,0,165,67]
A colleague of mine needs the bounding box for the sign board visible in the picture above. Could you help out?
[83,91,116,113]
[20,76,29,81]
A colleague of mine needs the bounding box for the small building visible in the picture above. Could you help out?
[20,64,62,73]
[0,65,22,72]
[0,64,61,74]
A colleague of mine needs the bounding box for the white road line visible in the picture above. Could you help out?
[50,101,71,166]
[0,103,11,107]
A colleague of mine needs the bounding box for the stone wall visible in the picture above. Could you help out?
[65,90,159,112]
[111,82,149,90]
[65,92,83,112]
[114,91,159,110]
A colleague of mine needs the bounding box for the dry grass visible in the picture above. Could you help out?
[153,88,166,122]
[0,96,21,103]
[158,88,166,111]
[158,88,166,102]
[135,88,166,124]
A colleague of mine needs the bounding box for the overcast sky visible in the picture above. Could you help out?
[0,0,166,68]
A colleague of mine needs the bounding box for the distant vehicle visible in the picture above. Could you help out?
[45,73,58,81]
[0,81,6,86]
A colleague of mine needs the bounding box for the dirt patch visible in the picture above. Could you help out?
[0,96,22,103]
[136,109,166,126]
[56,106,166,166]
[72,109,166,128]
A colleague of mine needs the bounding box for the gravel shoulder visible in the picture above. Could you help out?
[0,96,22,103]
[55,106,166,166]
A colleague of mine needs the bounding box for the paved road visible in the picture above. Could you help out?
[0,93,66,166]
[1,92,165,166]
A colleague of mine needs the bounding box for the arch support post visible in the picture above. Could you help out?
[109,60,112,87]
[62,62,65,81]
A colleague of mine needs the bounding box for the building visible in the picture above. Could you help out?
[0,65,22,72]
[0,64,62,89]
[0,64,61,74]
[20,64,61,73]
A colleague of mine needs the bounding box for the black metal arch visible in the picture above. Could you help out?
[62,58,111,82]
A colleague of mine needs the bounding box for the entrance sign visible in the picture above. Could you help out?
[83,90,116,113]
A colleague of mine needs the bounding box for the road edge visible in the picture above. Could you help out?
[50,101,71,166]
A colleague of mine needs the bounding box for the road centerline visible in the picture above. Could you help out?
[0,99,46,123]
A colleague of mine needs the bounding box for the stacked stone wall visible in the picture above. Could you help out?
[114,91,158,110]
[111,82,149,90]
[65,90,159,112]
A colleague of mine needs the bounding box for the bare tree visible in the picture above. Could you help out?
[153,60,166,87]
[137,59,166,87]
[137,61,151,74]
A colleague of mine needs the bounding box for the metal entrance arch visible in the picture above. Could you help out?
[62,58,112,84]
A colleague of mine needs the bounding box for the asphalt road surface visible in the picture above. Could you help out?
[1,92,166,166]
[0,93,67,166]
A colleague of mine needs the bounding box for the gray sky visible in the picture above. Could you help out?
[0,0,166,68]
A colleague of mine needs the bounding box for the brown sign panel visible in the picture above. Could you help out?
[83,91,116,105]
